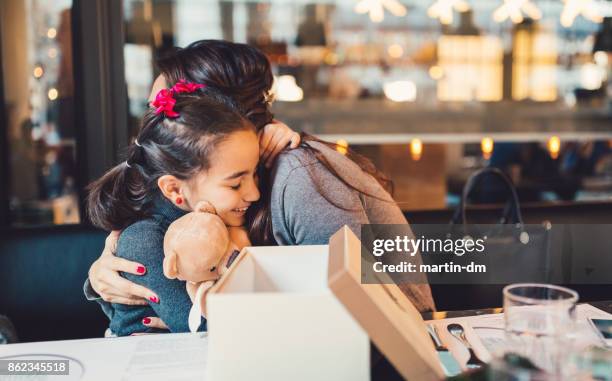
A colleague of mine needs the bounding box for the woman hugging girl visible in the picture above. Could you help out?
[85,40,434,336]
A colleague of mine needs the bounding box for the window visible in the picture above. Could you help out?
[120,0,612,210]
[1,0,79,226]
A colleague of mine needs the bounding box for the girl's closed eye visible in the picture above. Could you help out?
[229,180,242,190]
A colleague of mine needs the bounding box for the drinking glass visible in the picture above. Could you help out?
[503,283,579,377]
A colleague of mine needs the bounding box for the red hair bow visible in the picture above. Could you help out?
[152,88,179,118]
[172,79,205,93]
[151,79,205,118]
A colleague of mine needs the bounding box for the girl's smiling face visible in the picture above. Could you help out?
[182,129,260,227]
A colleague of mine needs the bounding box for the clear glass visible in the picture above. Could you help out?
[1,0,79,226]
[503,283,579,377]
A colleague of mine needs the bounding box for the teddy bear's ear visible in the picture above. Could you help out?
[163,251,179,279]
[194,200,217,214]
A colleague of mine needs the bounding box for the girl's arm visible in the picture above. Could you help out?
[259,120,300,168]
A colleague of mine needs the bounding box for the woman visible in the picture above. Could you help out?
[85,40,434,329]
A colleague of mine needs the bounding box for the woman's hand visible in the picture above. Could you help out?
[142,316,169,330]
[258,120,300,168]
[89,231,160,305]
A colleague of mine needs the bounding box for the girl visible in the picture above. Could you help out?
[86,40,435,328]
[87,86,260,335]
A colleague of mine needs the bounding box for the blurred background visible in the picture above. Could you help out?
[1,0,612,226]
[0,0,611,342]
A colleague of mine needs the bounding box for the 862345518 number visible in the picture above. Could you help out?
[0,360,69,375]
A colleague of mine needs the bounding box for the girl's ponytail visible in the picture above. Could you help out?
[86,159,149,231]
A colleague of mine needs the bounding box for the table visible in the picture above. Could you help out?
[0,332,208,381]
[422,300,612,320]
[1,302,610,380]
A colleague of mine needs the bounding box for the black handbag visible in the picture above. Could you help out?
[427,167,552,309]
[454,167,552,283]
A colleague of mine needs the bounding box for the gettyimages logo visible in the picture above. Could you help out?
[361,224,612,285]
[370,235,489,276]
[372,236,486,257]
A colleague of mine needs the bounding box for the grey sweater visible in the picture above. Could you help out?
[101,196,206,336]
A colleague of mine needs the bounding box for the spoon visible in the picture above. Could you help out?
[447,323,486,369]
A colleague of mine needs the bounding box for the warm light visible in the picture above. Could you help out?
[387,44,404,59]
[512,29,558,101]
[354,0,407,23]
[594,51,608,66]
[383,80,417,102]
[48,48,58,58]
[429,65,444,80]
[410,139,423,161]
[437,36,504,101]
[547,136,561,160]
[33,66,44,78]
[324,52,339,65]
[427,0,470,25]
[273,75,304,102]
[493,0,542,24]
[580,63,605,90]
[481,137,494,160]
[48,88,59,100]
[47,28,57,39]
[336,139,349,155]
[560,0,603,28]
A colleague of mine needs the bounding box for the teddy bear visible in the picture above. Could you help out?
[162,201,249,332]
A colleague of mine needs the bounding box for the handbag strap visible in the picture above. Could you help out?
[451,167,524,226]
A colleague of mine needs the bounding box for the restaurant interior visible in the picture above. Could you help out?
[0,0,611,376]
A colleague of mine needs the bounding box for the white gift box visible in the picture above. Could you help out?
[207,227,443,381]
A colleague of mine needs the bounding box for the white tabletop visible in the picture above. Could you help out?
[0,332,208,381]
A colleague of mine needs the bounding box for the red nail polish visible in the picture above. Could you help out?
[136,266,146,274]
[142,317,151,325]
[149,296,159,303]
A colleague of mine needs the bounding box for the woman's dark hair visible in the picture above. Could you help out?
[156,40,274,131]
[155,40,392,245]
[87,94,254,231]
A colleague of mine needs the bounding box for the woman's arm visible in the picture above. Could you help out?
[86,231,159,305]
[113,224,203,333]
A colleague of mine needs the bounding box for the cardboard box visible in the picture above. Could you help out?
[207,227,443,381]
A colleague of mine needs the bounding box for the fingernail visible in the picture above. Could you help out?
[149,296,159,303]
[136,266,146,274]
[142,317,152,325]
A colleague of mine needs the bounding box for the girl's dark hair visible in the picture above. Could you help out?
[87,94,254,231]
[155,40,392,245]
